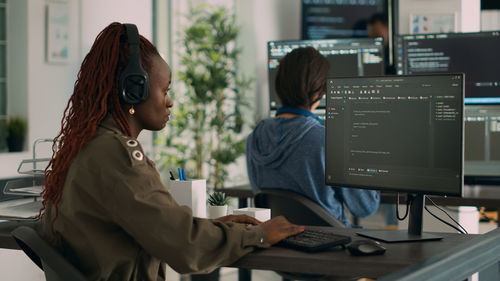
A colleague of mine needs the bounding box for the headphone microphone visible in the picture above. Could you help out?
[119,24,150,105]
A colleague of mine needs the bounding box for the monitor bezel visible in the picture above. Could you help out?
[324,73,465,198]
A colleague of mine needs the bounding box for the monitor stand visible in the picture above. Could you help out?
[356,194,443,243]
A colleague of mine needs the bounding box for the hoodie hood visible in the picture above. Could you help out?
[246,116,320,169]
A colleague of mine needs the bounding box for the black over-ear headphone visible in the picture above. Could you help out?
[119,24,150,105]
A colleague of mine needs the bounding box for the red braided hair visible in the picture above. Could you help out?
[41,22,160,229]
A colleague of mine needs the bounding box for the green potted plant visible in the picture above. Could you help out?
[155,3,252,190]
[6,116,27,152]
[207,191,230,219]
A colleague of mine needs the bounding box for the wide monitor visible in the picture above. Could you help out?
[302,0,386,39]
[395,31,500,104]
[268,38,385,110]
[325,74,464,242]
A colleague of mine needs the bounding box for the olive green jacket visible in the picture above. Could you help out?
[40,116,269,281]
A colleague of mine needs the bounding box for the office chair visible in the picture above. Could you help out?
[254,189,347,281]
[254,189,345,228]
[11,226,88,281]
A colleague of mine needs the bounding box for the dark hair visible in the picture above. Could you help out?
[367,13,388,26]
[42,22,160,232]
[275,47,330,109]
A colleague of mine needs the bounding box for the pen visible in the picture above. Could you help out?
[181,168,186,181]
[169,171,175,180]
[178,168,186,181]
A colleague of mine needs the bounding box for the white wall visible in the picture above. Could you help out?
[235,0,301,121]
[80,0,152,58]
[461,0,481,32]
[0,0,154,178]
[398,0,480,34]
[1,0,80,178]
[27,0,81,152]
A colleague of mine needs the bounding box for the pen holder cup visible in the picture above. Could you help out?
[169,179,207,218]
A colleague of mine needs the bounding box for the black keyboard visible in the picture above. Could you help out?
[278,229,351,252]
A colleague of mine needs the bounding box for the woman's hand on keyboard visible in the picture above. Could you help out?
[259,216,304,245]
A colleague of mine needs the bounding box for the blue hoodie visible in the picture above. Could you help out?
[246,115,380,226]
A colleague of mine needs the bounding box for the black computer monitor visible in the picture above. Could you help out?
[325,74,464,242]
[268,38,385,111]
[464,105,500,185]
[396,31,500,183]
[395,31,500,104]
[301,0,387,39]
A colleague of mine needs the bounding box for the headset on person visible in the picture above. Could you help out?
[119,23,150,105]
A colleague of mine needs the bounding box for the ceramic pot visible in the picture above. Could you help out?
[207,205,227,219]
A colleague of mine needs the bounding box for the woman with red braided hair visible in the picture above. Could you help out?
[39,22,302,281]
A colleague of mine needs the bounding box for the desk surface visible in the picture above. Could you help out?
[224,185,500,208]
[229,227,478,279]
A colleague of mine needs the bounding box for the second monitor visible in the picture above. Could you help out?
[268,38,385,110]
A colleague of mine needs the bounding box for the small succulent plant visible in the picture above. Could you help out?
[207,191,230,206]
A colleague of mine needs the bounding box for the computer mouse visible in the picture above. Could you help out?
[347,239,386,256]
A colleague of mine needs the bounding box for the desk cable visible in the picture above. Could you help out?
[395,192,411,220]
[395,193,468,234]
[424,196,468,234]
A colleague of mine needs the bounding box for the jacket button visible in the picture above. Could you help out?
[132,150,144,161]
[127,140,138,147]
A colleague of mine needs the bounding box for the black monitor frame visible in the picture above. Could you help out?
[325,74,465,242]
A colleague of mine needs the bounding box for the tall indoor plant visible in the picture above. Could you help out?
[156,3,252,189]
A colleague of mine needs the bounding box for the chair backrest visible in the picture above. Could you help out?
[11,226,88,281]
[254,189,345,228]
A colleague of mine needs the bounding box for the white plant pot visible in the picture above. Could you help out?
[207,205,228,219]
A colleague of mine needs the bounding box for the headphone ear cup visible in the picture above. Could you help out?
[120,72,150,104]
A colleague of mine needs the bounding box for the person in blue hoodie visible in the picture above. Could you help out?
[246,47,380,227]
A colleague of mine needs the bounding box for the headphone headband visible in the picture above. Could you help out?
[119,23,150,105]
